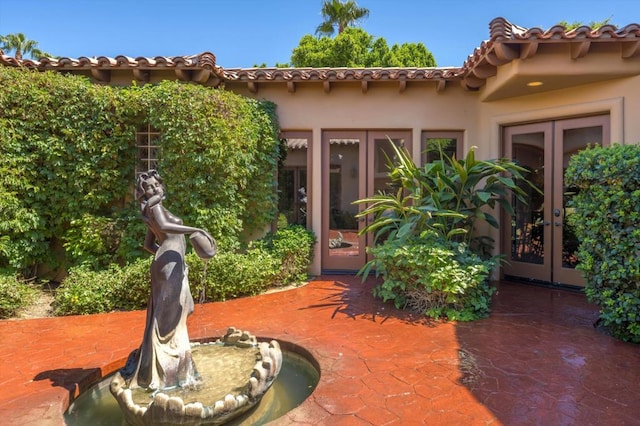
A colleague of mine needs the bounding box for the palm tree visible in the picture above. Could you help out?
[315,0,370,37]
[0,33,52,60]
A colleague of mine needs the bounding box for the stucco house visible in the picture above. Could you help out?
[3,17,639,287]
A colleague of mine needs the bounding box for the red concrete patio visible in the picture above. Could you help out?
[1,276,638,425]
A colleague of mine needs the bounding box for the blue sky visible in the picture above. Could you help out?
[1,0,638,68]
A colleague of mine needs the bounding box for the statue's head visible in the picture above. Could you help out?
[136,169,164,202]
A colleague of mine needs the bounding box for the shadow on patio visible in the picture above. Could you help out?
[454,280,640,424]
[1,276,638,425]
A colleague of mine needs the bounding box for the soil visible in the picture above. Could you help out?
[13,285,56,319]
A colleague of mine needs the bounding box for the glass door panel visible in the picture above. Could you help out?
[322,131,366,270]
[511,141,545,265]
[503,123,552,282]
[504,115,609,287]
[367,132,410,254]
[369,133,407,195]
[280,132,311,227]
[321,130,412,272]
[553,116,609,285]
[421,131,463,164]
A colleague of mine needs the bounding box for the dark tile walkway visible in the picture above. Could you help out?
[1,277,638,425]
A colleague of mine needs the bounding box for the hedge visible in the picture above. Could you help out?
[565,143,640,343]
[0,67,281,277]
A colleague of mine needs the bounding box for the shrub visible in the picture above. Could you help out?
[357,140,534,320]
[113,257,152,311]
[63,214,128,270]
[251,225,316,285]
[54,266,120,315]
[0,273,38,318]
[0,67,136,273]
[369,232,495,321]
[565,143,640,343]
[187,249,280,302]
[54,257,152,315]
[53,224,316,315]
[141,82,281,251]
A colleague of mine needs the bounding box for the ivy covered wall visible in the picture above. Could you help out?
[0,67,281,277]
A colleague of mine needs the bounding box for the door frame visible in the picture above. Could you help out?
[502,115,610,286]
[321,129,412,272]
[552,115,610,284]
[321,130,367,271]
[502,122,553,283]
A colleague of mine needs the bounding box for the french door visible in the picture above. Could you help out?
[502,115,610,287]
[321,130,411,271]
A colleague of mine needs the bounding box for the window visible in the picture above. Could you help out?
[136,124,160,178]
[421,131,463,164]
[279,131,311,226]
[278,166,307,225]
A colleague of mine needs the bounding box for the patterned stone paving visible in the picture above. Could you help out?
[0,277,638,425]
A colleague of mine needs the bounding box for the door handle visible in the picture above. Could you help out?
[554,222,563,227]
[543,221,551,226]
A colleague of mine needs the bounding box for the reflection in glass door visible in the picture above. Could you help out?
[503,116,609,287]
[503,123,552,283]
[322,130,411,271]
[326,132,363,270]
[279,133,309,226]
[553,117,609,284]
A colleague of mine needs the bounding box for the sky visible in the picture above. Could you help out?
[1,0,639,68]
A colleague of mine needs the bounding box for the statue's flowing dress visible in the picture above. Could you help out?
[130,206,199,390]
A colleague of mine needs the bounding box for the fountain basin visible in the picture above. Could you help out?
[64,344,319,425]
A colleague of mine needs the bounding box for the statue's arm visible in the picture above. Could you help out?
[143,228,159,254]
[150,204,203,235]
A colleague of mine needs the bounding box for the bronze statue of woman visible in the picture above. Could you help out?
[128,170,216,391]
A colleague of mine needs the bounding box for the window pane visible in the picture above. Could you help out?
[136,124,161,177]
[424,137,457,163]
[511,135,545,265]
[328,140,359,257]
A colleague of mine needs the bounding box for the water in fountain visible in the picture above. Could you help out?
[65,348,319,425]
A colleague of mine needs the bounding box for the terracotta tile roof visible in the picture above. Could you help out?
[462,17,640,89]
[221,67,462,81]
[0,51,224,83]
[488,16,640,42]
[2,17,639,91]
[0,51,220,71]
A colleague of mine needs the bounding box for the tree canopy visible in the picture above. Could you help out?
[0,33,53,59]
[290,27,436,68]
[315,0,369,37]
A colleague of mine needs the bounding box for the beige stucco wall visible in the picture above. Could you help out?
[228,80,480,274]
[227,70,640,276]
[473,74,640,261]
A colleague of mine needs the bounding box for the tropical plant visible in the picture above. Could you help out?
[356,139,536,320]
[356,140,534,260]
[0,33,53,59]
[565,143,640,343]
[315,0,370,37]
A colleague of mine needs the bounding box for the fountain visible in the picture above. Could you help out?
[108,170,283,425]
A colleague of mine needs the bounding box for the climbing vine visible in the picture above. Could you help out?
[0,67,281,277]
